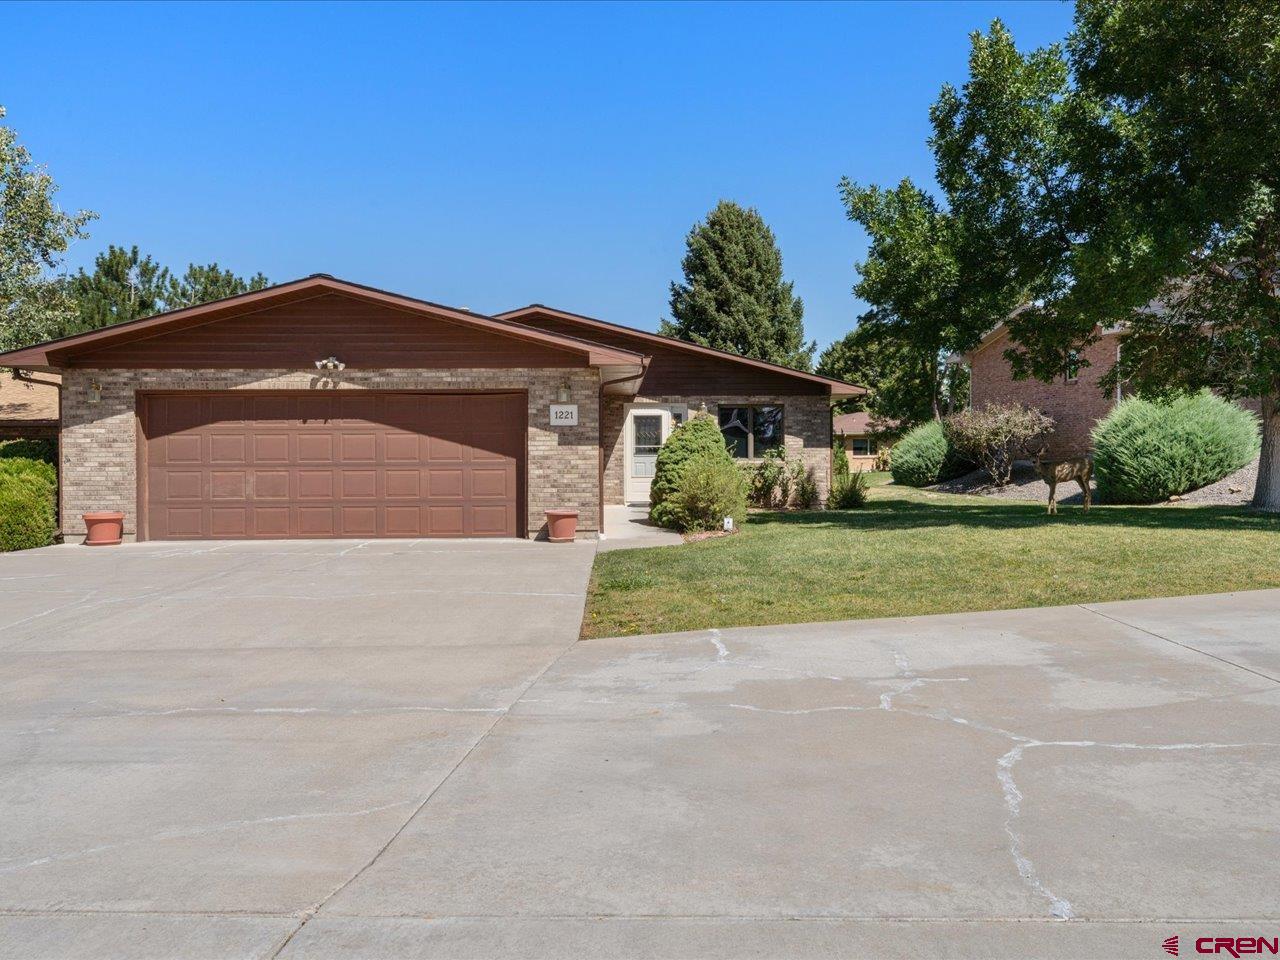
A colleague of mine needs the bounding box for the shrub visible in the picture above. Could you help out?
[650,412,735,529]
[0,456,56,489]
[0,438,57,465]
[669,453,749,532]
[890,420,970,487]
[829,469,870,509]
[832,433,851,486]
[944,403,1055,486]
[1093,392,1260,503]
[0,456,57,552]
[749,447,789,507]
[793,465,819,509]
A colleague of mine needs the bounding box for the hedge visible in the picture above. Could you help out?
[0,456,57,551]
[1092,392,1260,503]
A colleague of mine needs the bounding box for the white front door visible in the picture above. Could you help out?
[624,407,674,504]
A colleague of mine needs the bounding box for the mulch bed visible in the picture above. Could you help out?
[683,528,739,543]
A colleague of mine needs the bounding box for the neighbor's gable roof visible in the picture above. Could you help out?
[833,411,898,435]
[496,304,866,397]
[0,275,646,371]
[0,374,59,423]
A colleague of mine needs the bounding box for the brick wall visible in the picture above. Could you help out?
[969,329,1120,458]
[60,368,600,539]
[602,394,832,504]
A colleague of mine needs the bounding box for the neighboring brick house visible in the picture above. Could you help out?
[0,275,860,542]
[832,411,898,471]
[0,373,60,441]
[966,324,1122,458]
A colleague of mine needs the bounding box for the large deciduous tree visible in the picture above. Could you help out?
[838,178,978,421]
[932,6,1280,509]
[661,200,814,370]
[0,106,96,352]
[817,311,968,425]
[1071,0,1280,510]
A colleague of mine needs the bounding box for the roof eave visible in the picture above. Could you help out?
[0,276,646,370]
[496,304,867,397]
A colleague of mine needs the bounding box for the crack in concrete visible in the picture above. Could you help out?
[0,801,415,875]
[724,646,1280,922]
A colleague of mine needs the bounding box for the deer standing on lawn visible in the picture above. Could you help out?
[1034,449,1093,515]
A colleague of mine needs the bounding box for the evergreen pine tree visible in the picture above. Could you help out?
[661,200,814,371]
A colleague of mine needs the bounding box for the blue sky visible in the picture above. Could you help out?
[3,1,1072,353]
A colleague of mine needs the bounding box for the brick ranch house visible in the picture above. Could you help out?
[832,411,897,471]
[964,323,1123,459]
[0,275,860,542]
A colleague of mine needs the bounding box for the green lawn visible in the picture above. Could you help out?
[582,484,1280,638]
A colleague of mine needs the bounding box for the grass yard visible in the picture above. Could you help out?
[582,484,1280,638]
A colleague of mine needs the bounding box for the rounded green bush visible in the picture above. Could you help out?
[0,456,56,489]
[650,412,733,529]
[889,420,969,487]
[0,478,56,554]
[1092,392,1260,504]
[0,456,58,551]
[670,453,749,532]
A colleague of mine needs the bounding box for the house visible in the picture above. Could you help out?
[0,275,861,541]
[0,373,59,441]
[967,322,1263,460]
[965,324,1122,459]
[832,411,895,471]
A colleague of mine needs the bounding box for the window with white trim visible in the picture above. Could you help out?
[718,405,784,459]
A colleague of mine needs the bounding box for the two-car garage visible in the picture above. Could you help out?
[140,391,525,540]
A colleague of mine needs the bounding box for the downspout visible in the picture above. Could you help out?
[597,357,650,537]
[11,369,63,534]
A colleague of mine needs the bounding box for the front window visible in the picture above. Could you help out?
[718,405,784,459]
[851,438,871,456]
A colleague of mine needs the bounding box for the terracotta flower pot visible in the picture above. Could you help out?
[82,511,125,546]
[545,509,579,543]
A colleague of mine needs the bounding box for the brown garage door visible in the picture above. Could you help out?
[140,392,524,539]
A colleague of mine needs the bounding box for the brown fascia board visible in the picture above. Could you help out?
[496,304,867,397]
[0,275,645,369]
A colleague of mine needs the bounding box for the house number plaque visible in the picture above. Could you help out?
[550,404,579,427]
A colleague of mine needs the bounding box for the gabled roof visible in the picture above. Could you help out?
[0,275,646,371]
[496,304,866,397]
[833,411,899,435]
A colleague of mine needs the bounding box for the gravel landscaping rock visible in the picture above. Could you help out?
[927,458,1260,507]
[1162,458,1258,507]
[928,461,1093,505]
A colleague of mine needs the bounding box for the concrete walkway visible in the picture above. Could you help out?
[598,504,685,551]
[1,545,1277,958]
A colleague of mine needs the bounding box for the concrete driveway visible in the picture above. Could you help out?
[2,542,1278,959]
